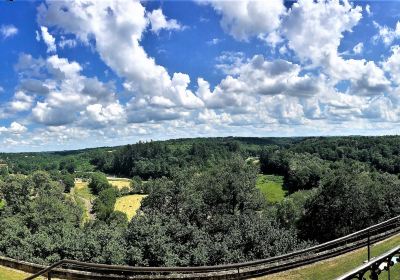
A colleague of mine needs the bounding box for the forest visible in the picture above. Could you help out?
[1,136,400,266]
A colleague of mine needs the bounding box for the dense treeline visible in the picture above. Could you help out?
[90,140,242,179]
[2,136,400,266]
[0,159,307,266]
[288,137,400,174]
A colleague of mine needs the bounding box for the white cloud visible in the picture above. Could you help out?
[197,109,232,125]
[81,102,126,128]
[353,42,364,54]
[35,30,41,41]
[59,36,77,49]
[40,26,56,53]
[282,0,362,65]
[215,51,245,75]
[147,9,184,34]
[208,0,286,41]
[279,1,388,97]
[0,122,27,135]
[365,4,372,16]
[38,0,203,123]
[258,31,283,48]
[213,55,322,98]
[373,21,400,46]
[12,53,121,127]
[1,0,399,151]
[9,91,35,113]
[0,24,18,39]
[9,122,27,134]
[207,38,222,46]
[383,45,400,85]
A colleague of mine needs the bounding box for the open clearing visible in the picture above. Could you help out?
[114,194,147,221]
[107,177,132,190]
[74,181,95,201]
[0,265,45,280]
[257,233,400,280]
[256,174,287,203]
[71,181,94,223]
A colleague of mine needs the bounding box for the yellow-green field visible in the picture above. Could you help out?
[107,178,132,190]
[71,181,94,224]
[256,174,287,203]
[258,233,400,280]
[114,194,147,221]
[74,181,95,200]
[246,157,260,165]
[0,265,45,280]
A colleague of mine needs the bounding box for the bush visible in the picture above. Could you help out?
[89,173,111,195]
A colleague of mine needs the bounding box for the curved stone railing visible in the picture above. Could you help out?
[1,215,400,279]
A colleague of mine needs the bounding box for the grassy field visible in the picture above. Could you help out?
[74,181,95,200]
[258,233,400,280]
[256,174,287,203]
[0,265,44,280]
[71,181,94,223]
[114,194,147,221]
[107,178,132,190]
[246,157,260,165]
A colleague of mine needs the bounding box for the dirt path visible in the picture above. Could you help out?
[70,187,94,221]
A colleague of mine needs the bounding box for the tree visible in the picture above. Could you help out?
[89,172,111,195]
[61,174,75,193]
[59,158,76,174]
[92,187,117,221]
[298,164,374,242]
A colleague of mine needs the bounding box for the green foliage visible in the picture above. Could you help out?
[125,158,307,266]
[93,187,117,221]
[285,153,328,192]
[2,136,400,267]
[61,174,75,193]
[59,158,76,174]
[0,172,127,265]
[276,189,317,229]
[88,172,111,195]
[256,174,286,203]
[96,140,242,179]
[0,166,8,177]
[298,164,400,242]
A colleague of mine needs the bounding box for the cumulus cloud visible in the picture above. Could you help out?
[207,0,286,41]
[0,122,27,135]
[9,91,35,113]
[0,24,18,39]
[282,0,362,65]
[80,102,126,128]
[208,0,286,41]
[11,53,122,127]
[2,0,400,151]
[147,9,184,33]
[19,79,50,95]
[38,0,203,122]
[205,55,323,102]
[40,26,56,53]
[373,21,400,46]
[383,45,400,85]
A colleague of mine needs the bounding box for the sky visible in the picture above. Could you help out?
[1,0,400,152]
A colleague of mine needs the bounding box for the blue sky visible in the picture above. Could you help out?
[1,0,400,152]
